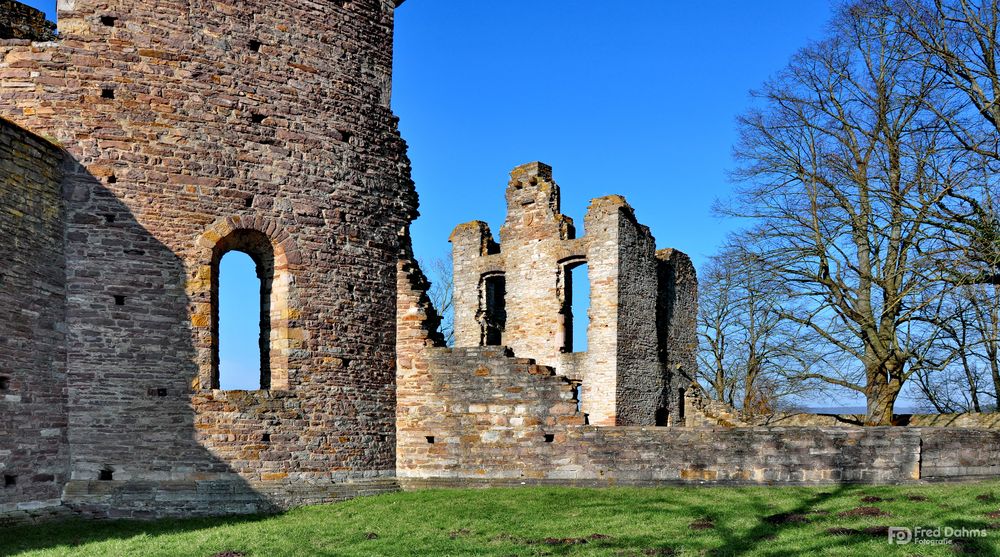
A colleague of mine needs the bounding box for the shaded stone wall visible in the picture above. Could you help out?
[1,0,414,519]
[0,118,69,523]
[449,162,694,426]
[0,0,56,41]
[656,248,698,421]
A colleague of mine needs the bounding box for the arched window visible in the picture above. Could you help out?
[212,229,274,390]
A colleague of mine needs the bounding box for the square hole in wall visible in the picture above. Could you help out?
[261,433,271,443]
[251,113,266,124]
[0,377,9,391]
[3,475,16,487]
[114,295,126,306]
[98,469,114,481]
[544,434,555,443]
[425,436,435,444]
[101,88,115,99]
[244,196,254,208]
[107,174,117,184]
[99,15,117,27]
[248,39,262,52]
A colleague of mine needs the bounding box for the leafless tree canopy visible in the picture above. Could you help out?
[712,0,999,424]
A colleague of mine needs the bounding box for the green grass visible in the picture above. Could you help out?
[4,483,1000,556]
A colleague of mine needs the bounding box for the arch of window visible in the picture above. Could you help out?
[191,216,301,391]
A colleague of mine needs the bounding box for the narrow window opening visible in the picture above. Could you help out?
[425,436,435,444]
[98,469,114,481]
[544,434,555,443]
[3,475,16,488]
[248,39,262,52]
[113,295,126,306]
[573,384,582,412]
[480,274,506,346]
[101,88,115,99]
[655,407,668,426]
[216,250,266,390]
[99,15,117,27]
[560,261,590,353]
[0,377,9,391]
[244,196,254,208]
[678,388,686,420]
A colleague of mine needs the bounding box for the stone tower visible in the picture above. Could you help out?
[0,0,413,520]
[449,162,698,426]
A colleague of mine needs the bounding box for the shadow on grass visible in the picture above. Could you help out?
[0,512,277,556]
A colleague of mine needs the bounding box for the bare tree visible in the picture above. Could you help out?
[697,243,812,416]
[726,3,967,424]
[421,253,455,346]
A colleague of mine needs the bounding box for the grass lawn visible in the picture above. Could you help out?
[4,483,1000,556]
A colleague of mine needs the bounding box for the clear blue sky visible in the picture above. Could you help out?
[23,1,887,408]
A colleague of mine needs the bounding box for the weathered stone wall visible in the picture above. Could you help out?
[752,411,1000,428]
[1,0,413,519]
[0,0,56,41]
[0,117,69,523]
[449,162,693,426]
[656,249,698,422]
[395,343,968,485]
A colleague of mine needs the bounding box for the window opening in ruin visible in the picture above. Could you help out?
[101,88,115,99]
[261,433,271,443]
[100,15,117,27]
[0,377,8,391]
[560,261,590,353]
[113,295,125,306]
[480,274,506,346]
[655,407,668,426]
[678,388,686,420]
[573,384,582,412]
[3,475,15,487]
[425,436,435,444]
[98,469,113,481]
[544,434,555,443]
[216,250,267,390]
[248,39,262,52]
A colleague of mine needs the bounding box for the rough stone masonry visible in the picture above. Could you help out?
[1,0,411,522]
[4,0,1000,526]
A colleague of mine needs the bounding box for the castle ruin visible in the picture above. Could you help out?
[2,0,1000,526]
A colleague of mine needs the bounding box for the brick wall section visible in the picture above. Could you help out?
[1,0,414,519]
[0,117,69,522]
[396,342,934,485]
[448,162,694,426]
[0,0,56,41]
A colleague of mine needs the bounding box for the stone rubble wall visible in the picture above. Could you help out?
[0,117,69,524]
[1,0,414,520]
[752,411,1000,428]
[396,341,993,486]
[0,0,56,42]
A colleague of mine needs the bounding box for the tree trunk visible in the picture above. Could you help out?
[864,369,902,426]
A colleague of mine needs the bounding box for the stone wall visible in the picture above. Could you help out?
[752,411,1000,428]
[1,0,414,519]
[0,0,56,41]
[396,338,1000,486]
[448,162,693,426]
[0,117,69,523]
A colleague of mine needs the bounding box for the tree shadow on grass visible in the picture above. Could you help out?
[0,512,277,556]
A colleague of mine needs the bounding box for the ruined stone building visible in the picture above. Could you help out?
[3,0,1000,525]
[448,162,697,427]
